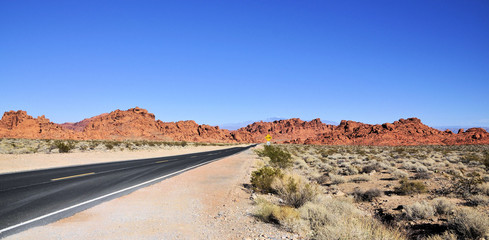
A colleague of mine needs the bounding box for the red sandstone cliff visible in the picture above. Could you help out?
[0,108,488,145]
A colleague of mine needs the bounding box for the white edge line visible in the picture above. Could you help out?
[0,158,221,234]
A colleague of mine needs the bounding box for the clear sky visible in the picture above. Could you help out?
[1,0,488,128]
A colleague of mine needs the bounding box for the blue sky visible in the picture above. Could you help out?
[1,0,488,128]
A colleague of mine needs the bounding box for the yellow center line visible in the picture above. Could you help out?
[51,172,95,181]
[155,160,168,163]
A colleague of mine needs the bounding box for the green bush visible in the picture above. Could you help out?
[258,145,293,169]
[395,179,427,195]
[251,166,282,193]
[54,140,75,153]
[105,141,116,150]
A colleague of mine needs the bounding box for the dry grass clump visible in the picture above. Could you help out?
[466,194,489,206]
[424,231,458,240]
[299,198,405,240]
[272,173,320,208]
[339,163,359,175]
[254,197,301,228]
[402,162,429,173]
[350,174,371,183]
[476,182,489,196]
[404,201,435,220]
[361,161,387,173]
[432,198,455,215]
[448,207,489,240]
[414,171,434,180]
[391,169,409,179]
[329,174,346,185]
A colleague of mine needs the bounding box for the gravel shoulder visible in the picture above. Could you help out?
[4,146,296,240]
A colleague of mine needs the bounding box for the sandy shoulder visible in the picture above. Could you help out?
[0,145,242,174]
[4,147,296,240]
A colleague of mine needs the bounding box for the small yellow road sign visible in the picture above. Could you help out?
[265,134,272,141]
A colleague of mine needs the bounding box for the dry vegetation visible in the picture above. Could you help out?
[0,138,236,154]
[250,144,489,239]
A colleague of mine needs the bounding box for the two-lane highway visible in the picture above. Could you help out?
[0,145,255,238]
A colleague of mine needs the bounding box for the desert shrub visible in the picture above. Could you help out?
[467,194,489,206]
[54,140,75,153]
[104,141,116,150]
[258,145,293,169]
[255,198,300,225]
[250,166,282,193]
[294,157,310,170]
[395,179,427,195]
[432,198,455,215]
[452,172,484,196]
[361,162,384,173]
[339,164,359,175]
[391,169,409,180]
[402,162,429,173]
[350,174,371,183]
[482,152,489,169]
[329,174,346,185]
[461,153,480,163]
[424,231,458,240]
[476,182,489,196]
[351,188,382,202]
[414,171,433,180]
[299,199,405,240]
[404,201,435,220]
[89,141,99,150]
[318,148,338,158]
[448,207,489,240]
[272,173,319,208]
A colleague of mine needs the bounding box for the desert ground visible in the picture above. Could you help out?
[250,144,489,240]
[2,140,489,239]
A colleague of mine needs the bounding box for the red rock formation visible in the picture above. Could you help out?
[157,120,232,142]
[60,113,109,132]
[0,110,77,139]
[1,108,488,146]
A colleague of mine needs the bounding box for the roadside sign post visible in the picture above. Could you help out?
[265,134,272,145]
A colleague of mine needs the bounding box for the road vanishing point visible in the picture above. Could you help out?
[0,145,255,238]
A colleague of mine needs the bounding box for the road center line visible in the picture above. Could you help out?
[155,160,168,163]
[51,172,95,181]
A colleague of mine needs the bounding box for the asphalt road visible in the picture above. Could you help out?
[0,145,255,238]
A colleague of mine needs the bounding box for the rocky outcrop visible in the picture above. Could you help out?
[0,110,77,139]
[1,108,488,145]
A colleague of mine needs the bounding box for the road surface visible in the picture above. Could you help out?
[0,145,254,238]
